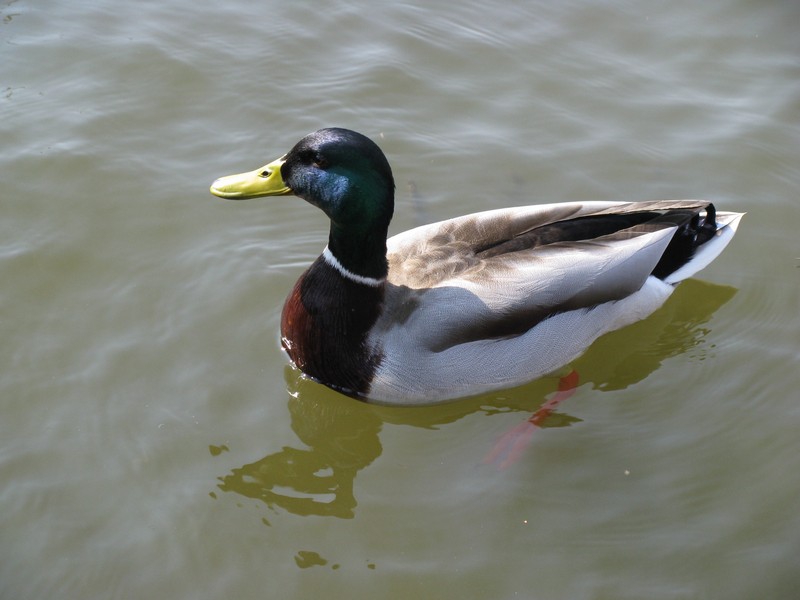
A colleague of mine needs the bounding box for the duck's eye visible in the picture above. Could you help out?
[313,155,329,169]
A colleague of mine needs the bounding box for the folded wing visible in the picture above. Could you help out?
[384,200,739,351]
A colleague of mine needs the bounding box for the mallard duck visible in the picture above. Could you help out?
[210,128,742,405]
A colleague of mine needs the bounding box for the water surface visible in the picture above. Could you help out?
[2,1,799,598]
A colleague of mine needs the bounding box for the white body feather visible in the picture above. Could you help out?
[365,201,742,404]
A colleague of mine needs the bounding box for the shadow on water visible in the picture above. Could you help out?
[216,279,736,518]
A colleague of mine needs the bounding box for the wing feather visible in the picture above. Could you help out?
[381,200,703,351]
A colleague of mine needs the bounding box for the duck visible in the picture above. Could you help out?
[210,128,743,405]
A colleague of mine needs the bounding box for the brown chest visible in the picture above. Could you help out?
[279,261,384,398]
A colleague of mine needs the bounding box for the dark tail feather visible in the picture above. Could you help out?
[651,203,718,280]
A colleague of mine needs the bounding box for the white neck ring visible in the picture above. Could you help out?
[322,246,385,287]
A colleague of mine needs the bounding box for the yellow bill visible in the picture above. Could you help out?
[209,156,291,199]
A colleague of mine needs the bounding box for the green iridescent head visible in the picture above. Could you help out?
[211,128,395,279]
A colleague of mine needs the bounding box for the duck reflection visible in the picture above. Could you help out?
[217,279,736,517]
[217,388,382,519]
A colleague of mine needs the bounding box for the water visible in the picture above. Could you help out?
[2,0,799,598]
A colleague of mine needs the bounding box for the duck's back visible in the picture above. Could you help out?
[365,200,742,404]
